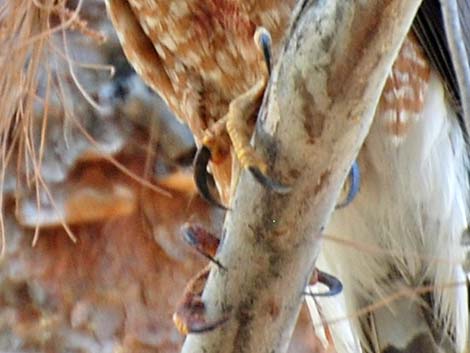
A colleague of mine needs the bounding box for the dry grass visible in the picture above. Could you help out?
[0,0,172,254]
[0,0,89,252]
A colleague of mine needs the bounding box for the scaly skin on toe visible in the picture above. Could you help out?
[192,26,290,208]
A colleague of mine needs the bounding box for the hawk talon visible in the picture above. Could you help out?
[242,28,292,194]
[193,27,290,206]
[174,225,228,335]
[194,146,230,210]
[173,306,229,335]
[254,27,273,75]
[182,223,226,270]
[304,269,343,297]
[248,166,291,194]
[173,267,229,335]
[336,160,361,209]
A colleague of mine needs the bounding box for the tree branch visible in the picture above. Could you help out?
[180,1,423,352]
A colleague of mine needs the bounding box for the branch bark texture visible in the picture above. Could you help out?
[181,1,423,352]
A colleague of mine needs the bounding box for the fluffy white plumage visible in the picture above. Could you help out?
[308,62,469,353]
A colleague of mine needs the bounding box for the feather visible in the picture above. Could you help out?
[310,1,470,352]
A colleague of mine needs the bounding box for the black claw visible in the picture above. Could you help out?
[181,224,226,270]
[255,28,272,76]
[194,146,229,210]
[248,166,291,194]
[304,269,343,297]
[336,160,360,209]
[185,316,230,334]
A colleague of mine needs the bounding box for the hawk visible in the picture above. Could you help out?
[105,0,470,352]
[105,0,296,207]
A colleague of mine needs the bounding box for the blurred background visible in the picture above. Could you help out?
[0,1,317,352]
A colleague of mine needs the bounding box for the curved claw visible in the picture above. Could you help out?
[173,308,229,335]
[248,166,291,194]
[336,160,360,209]
[181,224,225,270]
[182,316,229,334]
[193,146,229,210]
[173,267,229,335]
[254,27,272,75]
[304,269,343,297]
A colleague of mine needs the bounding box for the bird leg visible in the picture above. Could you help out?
[194,27,290,209]
[225,75,287,190]
[173,224,228,335]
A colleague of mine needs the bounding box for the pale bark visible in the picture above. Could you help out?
[180,1,424,353]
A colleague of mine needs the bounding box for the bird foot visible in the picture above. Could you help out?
[193,27,290,208]
[174,224,228,334]
[173,267,229,335]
